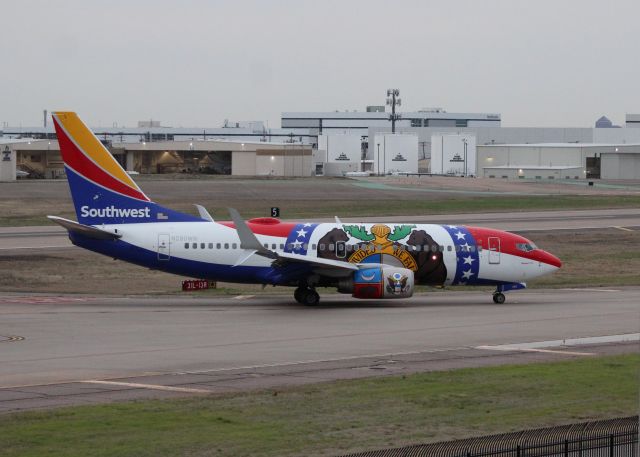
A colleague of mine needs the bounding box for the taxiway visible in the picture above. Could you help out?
[0,288,637,412]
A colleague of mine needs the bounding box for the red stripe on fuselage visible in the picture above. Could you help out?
[466,226,561,267]
[53,117,149,201]
[218,221,297,237]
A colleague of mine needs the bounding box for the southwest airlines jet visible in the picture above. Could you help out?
[49,112,561,305]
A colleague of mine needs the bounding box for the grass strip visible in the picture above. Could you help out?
[1,195,640,226]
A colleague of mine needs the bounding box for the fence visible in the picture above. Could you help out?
[340,416,638,457]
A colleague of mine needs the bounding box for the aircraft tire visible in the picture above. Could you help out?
[301,289,320,306]
[493,292,506,304]
[294,287,305,304]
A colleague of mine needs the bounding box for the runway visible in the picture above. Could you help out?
[0,288,637,412]
[1,208,640,250]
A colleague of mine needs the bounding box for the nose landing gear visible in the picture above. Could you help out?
[294,287,320,306]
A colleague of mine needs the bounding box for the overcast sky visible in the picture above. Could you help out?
[2,0,638,128]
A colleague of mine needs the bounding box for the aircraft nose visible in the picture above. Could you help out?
[536,250,562,269]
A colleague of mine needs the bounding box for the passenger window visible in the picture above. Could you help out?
[208,243,213,249]
[319,243,325,251]
[216,243,221,249]
[329,244,335,251]
[272,243,277,250]
[303,243,309,250]
[447,246,452,252]
[192,243,197,249]
[280,244,285,250]
[224,243,229,249]
[431,245,438,253]
[455,245,461,252]
[312,244,317,250]
[264,243,268,249]
[184,243,189,249]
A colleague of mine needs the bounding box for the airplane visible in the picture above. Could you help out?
[48,111,561,305]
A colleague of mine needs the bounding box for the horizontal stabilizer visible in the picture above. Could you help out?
[47,215,122,240]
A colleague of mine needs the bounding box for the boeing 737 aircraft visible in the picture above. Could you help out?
[48,112,561,305]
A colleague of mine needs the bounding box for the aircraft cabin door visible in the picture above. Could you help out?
[157,234,170,261]
[488,237,500,264]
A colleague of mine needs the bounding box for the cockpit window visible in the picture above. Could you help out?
[516,242,537,252]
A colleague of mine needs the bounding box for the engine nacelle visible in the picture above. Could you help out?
[338,266,414,299]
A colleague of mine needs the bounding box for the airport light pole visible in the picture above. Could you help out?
[383,135,386,176]
[386,89,401,134]
[462,138,468,176]
[377,143,381,176]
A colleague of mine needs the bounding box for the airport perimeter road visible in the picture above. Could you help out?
[2,208,640,250]
[0,288,637,411]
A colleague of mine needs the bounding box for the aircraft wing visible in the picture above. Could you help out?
[47,215,122,240]
[228,208,357,274]
[276,251,359,271]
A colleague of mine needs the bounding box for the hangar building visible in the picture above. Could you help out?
[477,143,640,180]
[2,139,312,180]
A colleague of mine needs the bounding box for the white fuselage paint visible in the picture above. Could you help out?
[99,221,554,285]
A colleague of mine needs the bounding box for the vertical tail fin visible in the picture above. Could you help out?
[52,112,199,225]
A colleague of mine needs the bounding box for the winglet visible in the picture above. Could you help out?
[335,216,343,226]
[194,204,214,222]
[228,208,275,257]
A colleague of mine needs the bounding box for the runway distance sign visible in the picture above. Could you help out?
[182,280,216,291]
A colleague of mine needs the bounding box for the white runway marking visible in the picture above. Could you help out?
[232,295,255,300]
[476,346,595,356]
[476,333,639,357]
[82,380,210,394]
[614,226,635,232]
[559,288,621,292]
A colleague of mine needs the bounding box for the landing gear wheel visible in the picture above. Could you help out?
[294,287,320,306]
[493,292,506,304]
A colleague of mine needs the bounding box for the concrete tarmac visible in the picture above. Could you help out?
[0,288,638,412]
[1,208,640,250]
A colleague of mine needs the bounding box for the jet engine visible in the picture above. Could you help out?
[338,266,414,299]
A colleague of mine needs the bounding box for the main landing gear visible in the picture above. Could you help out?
[294,287,320,306]
[492,292,506,304]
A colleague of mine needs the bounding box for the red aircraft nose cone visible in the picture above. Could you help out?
[537,250,562,268]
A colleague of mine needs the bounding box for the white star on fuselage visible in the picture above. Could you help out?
[292,240,303,249]
[303,223,312,227]
[463,255,475,265]
[455,231,466,240]
[296,229,308,238]
[461,270,474,280]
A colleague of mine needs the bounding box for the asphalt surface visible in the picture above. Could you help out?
[0,288,638,412]
[1,208,640,250]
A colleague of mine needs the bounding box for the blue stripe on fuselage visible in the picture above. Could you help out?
[69,233,312,285]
